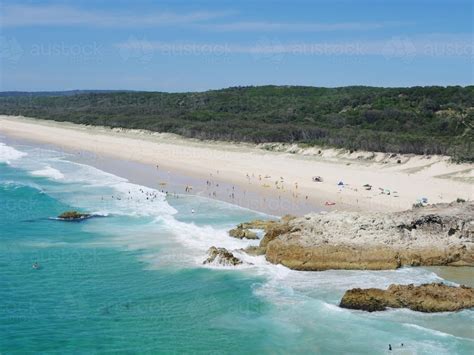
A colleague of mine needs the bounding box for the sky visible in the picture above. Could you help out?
[0,0,473,92]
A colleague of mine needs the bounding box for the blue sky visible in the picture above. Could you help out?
[0,0,472,91]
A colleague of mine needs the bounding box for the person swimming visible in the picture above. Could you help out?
[32,262,40,270]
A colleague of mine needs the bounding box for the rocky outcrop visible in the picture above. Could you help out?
[239,202,474,270]
[339,283,474,312]
[259,215,296,248]
[239,219,279,230]
[57,211,91,221]
[268,202,473,270]
[228,217,295,240]
[203,247,243,266]
[243,246,266,256]
[266,243,404,270]
[229,227,258,240]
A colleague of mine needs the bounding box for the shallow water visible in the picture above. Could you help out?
[423,266,474,288]
[1,139,473,354]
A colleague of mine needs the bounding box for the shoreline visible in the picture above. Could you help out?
[4,132,472,288]
[2,135,315,216]
[1,115,473,215]
[423,266,474,288]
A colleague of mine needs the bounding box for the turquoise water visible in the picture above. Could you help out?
[1,140,473,354]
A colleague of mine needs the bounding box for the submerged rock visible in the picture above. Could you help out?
[339,283,474,312]
[57,211,91,221]
[203,247,243,266]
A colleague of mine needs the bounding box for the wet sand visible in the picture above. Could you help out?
[3,129,473,287]
[3,134,320,216]
[2,115,473,214]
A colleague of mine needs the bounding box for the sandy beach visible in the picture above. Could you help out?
[1,115,472,215]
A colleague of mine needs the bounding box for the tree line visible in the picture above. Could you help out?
[0,85,472,161]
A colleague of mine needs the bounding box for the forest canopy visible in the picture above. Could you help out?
[0,85,472,161]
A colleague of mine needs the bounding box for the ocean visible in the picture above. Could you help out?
[0,138,473,354]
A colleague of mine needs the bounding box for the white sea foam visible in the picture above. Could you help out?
[149,197,449,307]
[34,160,178,217]
[3,140,472,348]
[1,141,176,220]
[0,142,27,164]
[0,180,45,193]
[24,241,73,248]
[31,166,65,180]
[4,142,452,293]
[159,215,259,251]
[402,323,471,340]
[147,208,448,318]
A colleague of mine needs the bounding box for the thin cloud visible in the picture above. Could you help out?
[2,4,404,33]
[116,35,473,58]
[194,21,402,32]
[1,4,230,27]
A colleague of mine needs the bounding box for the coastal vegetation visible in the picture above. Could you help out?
[0,85,472,161]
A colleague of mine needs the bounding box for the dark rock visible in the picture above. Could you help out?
[229,227,258,240]
[203,246,243,266]
[57,211,91,221]
[339,283,474,312]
